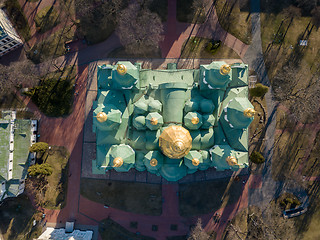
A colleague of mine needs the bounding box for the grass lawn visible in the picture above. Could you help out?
[26,65,76,117]
[34,6,60,33]
[179,178,244,217]
[26,146,69,209]
[80,178,162,215]
[99,218,155,240]
[214,0,252,44]
[5,0,31,40]
[177,0,207,23]
[0,94,25,110]
[180,37,240,59]
[27,26,74,63]
[108,47,162,58]
[0,194,42,240]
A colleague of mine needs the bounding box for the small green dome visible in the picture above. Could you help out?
[225,97,254,129]
[144,151,164,171]
[133,115,146,130]
[200,99,215,113]
[134,100,148,114]
[148,100,162,112]
[109,144,135,172]
[184,100,199,112]
[184,112,202,130]
[203,62,231,89]
[111,61,139,89]
[93,104,122,131]
[184,151,203,170]
[146,112,163,130]
[202,114,215,129]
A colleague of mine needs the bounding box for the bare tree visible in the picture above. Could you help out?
[311,6,320,28]
[296,0,318,14]
[283,5,301,22]
[116,1,163,54]
[188,218,210,240]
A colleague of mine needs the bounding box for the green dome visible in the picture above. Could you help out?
[203,62,231,89]
[134,100,148,114]
[109,144,135,172]
[133,115,146,130]
[159,163,187,182]
[146,112,163,130]
[200,99,215,113]
[184,151,203,170]
[93,104,122,131]
[210,145,238,171]
[202,114,215,129]
[111,61,139,89]
[148,100,162,112]
[184,112,202,130]
[225,97,254,129]
[144,151,164,171]
[184,100,199,112]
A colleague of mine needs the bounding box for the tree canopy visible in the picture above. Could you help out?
[249,83,269,98]
[29,142,49,153]
[28,163,53,177]
[250,151,265,164]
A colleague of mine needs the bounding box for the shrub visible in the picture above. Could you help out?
[29,142,49,153]
[249,83,269,98]
[250,151,265,164]
[205,40,221,54]
[28,163,53,177]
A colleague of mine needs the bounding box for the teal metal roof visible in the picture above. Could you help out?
[93,61,252,181]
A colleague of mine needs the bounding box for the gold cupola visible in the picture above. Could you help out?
[150,158,158,167]
[113,157,124,167]
[226,156,238,166]
[159,125,192,159]
[243,108,256,118]
[150,117,158,125]
[219,64,231,75]
[191,117,199,125]
[117,64,127,75]
[192,158,200,166]
[95,112,108,122]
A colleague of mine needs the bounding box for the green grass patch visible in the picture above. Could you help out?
[214,0,251,44]
[177,0,207,23]
[0,194,42,240]
[99,218,155,240]
[26,146,69,209]
[0,121,10,180]
[5,0,31,40]
[179,178,244,217]
[26,66,76,117]
[181,37,240,59]
[27,26,74,63]
[80,178,162,215]
[34,6,60,33]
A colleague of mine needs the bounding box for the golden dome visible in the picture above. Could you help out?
[150,158,158,167]
[192,158,200,166]
[226,156,238,166]
[113,157,123,167]
[191,117,199,125]
[219,64,231,75]
[159,125,192,159]
[150,117,158,125]
[95,112,108,122]
[243,108,256,118]
[117,64,127,75]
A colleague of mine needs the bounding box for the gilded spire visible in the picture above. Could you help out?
[113,157,123,167]
[150,158,158,167]
[150,117,158,125]
[117,64,127,75]
[95,112,108,122]
[243,108,256,118]
[226,156,238,166]
[192,158,200,166]
[219,64,231,75]
[191,117,199,125]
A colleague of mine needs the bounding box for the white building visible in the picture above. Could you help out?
[0,8,23,56]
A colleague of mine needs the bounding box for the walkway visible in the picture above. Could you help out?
[160,0,249,59]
